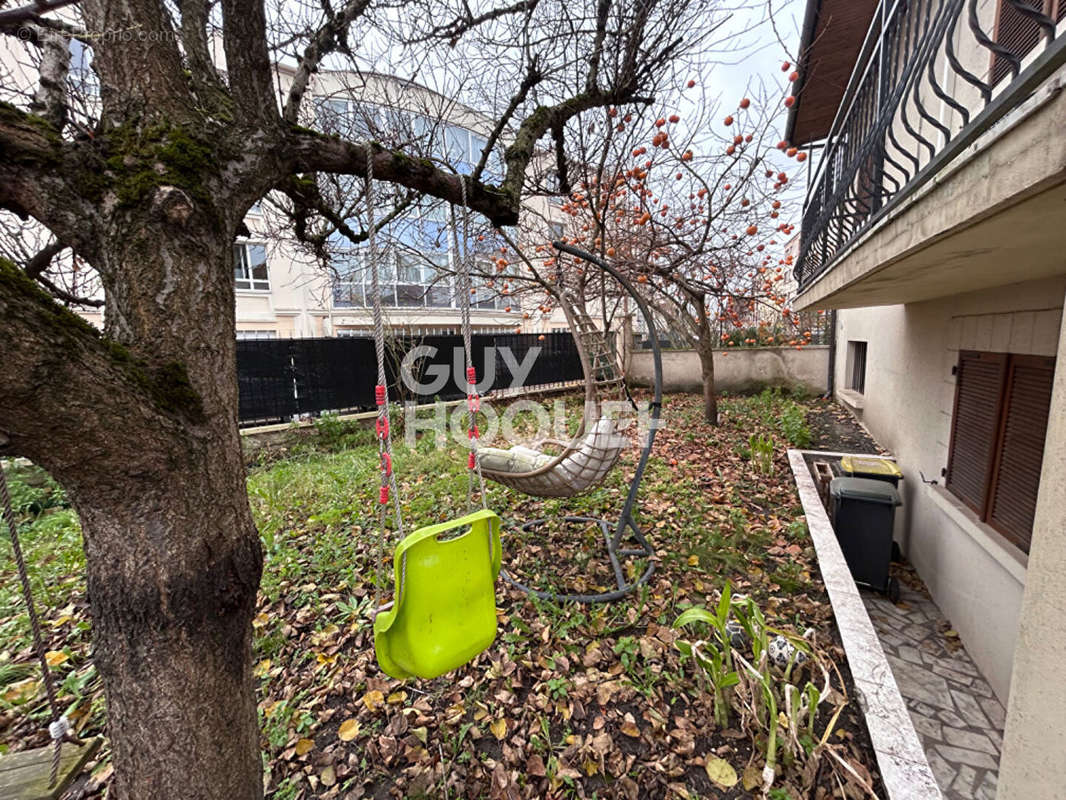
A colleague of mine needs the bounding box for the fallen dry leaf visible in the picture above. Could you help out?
[361,689,385,712]
[526,754,546,777]
[320,765,336,787]
[337,718,360,741]
[705,756,739,788]
[489,718,507,740]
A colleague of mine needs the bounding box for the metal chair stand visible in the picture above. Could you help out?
[500,242,665,604]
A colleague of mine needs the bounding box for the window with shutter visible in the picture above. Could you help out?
[946,351,1008,514]
[991,0,1063,86]
[987,356,1055,550]
[946,350,1056,553]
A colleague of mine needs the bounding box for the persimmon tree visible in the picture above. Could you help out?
[0,0,726,796]
[512,62,809,424]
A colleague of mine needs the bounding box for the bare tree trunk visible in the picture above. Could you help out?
[693,294,719,426]
[92,230,264,799]
[81,461,263,800]
[0,223,265,799]
[696,335,719,426]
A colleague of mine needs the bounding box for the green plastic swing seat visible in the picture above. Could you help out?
[374,509,502,680]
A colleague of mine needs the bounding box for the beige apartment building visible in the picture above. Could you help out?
[0,32,567,338]
[224,67,561,340]
[788,1,1066,797]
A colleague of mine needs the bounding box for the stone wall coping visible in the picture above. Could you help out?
[789,448,943,800]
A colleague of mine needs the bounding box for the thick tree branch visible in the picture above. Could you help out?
[22,238,66,277]
[286,129,521,225]
[219,0,277,120]
[80,0,190,120]
[0,0,79,26]
[585,0,612,93]
[282,0,372,124]
[0,259,196,481]
[28,21,71,128]
[0,104,102,261]
[551,122,569,195]
[0,13,81,42]
[501,89,653,203]
[179,0,223,95]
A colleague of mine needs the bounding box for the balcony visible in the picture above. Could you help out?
[792,0,1066,308]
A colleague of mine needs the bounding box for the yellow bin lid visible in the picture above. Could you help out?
[840,455,902,478]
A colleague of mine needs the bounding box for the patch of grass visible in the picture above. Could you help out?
[1,392,872,799]
[0,466,84,654]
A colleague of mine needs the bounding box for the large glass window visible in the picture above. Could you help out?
[234,243,269,291]
[332,249,365,308]
[396,252,427,307]
[312,94,510,310]
[333,249,465,311]
[425,254,452,308]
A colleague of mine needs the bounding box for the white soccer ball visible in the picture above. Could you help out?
[767,634,807,669]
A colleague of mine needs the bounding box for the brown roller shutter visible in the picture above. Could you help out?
[991,1,1062,86]
[987,355,1055,551]
[947,351,1009,514]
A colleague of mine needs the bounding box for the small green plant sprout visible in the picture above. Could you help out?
[749,433,775,476]
[677,588,854,796]
[674,584,742,728]
[778,402,812,448]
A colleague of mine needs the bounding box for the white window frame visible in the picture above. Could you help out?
[234,242,270,292]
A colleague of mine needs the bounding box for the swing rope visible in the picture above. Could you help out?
[451,175,488,514]
[366,156,406,615]
[0,466,79,788]
[366,161,489,622]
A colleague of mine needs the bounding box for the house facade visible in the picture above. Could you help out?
[788,1,1066,797]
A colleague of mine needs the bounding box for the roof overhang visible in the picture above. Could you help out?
[785,0,880,146]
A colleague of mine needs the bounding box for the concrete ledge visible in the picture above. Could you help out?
[926,484,1027,583]
[837,388,866,411]
[630,346,829,395]
[789,449,942,800]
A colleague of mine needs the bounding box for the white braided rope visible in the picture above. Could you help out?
[453,175,488,512]
[48,716,71,740]
[366,155,406,611]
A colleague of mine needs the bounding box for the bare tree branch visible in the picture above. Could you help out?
[22,238,65,277]
[27,20,70,127]
[0,0,79,27]
[282,0,372,123]
[405,0,541,46]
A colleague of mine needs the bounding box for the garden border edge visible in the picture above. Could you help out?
[788,448,943,800]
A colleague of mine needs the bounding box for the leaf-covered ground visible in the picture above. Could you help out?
[0,392,883,798]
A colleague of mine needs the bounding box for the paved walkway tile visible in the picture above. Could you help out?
[862,582,1005,800]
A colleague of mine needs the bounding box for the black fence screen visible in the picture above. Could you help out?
[236,332,584,427]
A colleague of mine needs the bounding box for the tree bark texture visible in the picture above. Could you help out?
[0,221,264,798]
[695,307,719,426]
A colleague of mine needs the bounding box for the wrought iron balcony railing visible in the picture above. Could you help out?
[795,0,1066,290]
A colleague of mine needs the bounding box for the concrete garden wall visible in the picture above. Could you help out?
[628,345,829,395]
